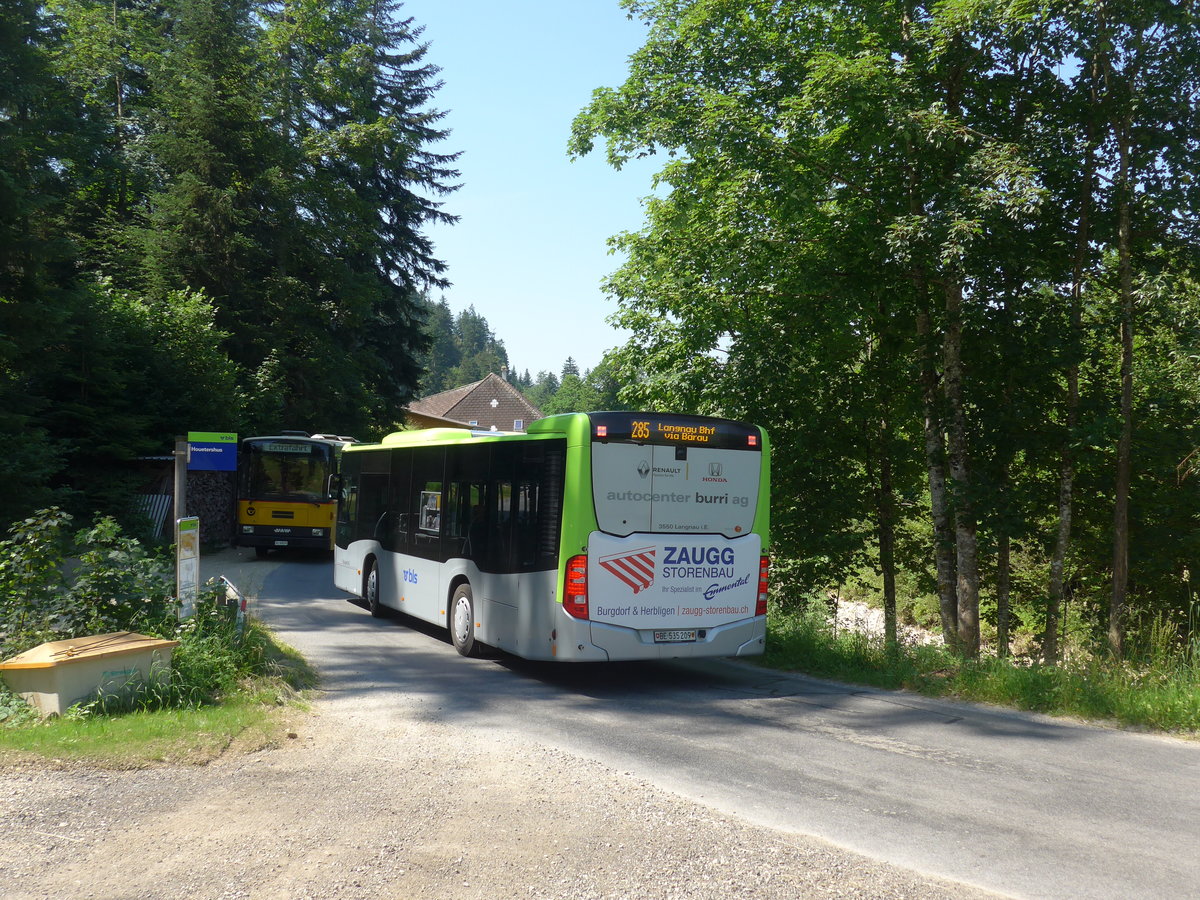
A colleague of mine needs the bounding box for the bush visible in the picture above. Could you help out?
[0,508,279,718]
[0,508,178,658]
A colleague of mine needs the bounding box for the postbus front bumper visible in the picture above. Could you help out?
[237,525,330,550]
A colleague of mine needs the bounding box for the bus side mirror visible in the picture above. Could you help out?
[328,474,343,497]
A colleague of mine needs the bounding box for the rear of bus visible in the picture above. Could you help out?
[543,412,769,661]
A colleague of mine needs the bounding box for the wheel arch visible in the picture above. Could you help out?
[446,573,471,624]
[362,552,380,597]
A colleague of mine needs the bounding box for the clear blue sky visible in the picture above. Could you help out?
[401,0,659,380]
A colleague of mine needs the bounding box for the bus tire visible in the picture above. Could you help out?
[450,583,480,657]
[254,546,270,559]
[365,559,384,618]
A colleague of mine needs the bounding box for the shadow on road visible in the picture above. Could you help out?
[245,554,1088,752]
[222,554,1200,900]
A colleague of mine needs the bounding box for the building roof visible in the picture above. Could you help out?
[405,372,542,432]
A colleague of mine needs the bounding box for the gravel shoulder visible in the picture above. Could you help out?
[0,700,1002,900]
[0,551,1004,899]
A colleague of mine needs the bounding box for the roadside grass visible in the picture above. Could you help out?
[762,603,1200,735]
[0,630,318,768]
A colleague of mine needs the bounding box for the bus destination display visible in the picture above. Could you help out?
[591,412,761,451]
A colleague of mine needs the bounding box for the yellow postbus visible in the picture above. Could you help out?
[237,432,354,557]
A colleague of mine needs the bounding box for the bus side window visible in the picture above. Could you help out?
[444,483,464,545]
[410,447,445,560]
[336,475,359,548]
[351,450,391,545]
[338,477,358,525]
[384,448,411,553]
[419,490,441,533]
[448,483,486,559]
[359,475,389,542]
[535,445,565,568]
[443,444,490,562]
[514,481,538,569]
[489,481,513,570]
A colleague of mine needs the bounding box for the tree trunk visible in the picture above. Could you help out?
[918,305,958,647]
[997,532,1011,658]
[876,419,898,651]
[1051,285,1089,667]
[1046,132,1093,664]
[1110,114,1134,659]
[943,278,980,657]
[902,1,957,648]
[1045,448,1073,663]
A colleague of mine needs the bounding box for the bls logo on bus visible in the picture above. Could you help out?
[403,568,419,584]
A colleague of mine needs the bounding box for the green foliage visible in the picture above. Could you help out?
[84,603,275,715]
[541,374,601,416]
[0,0,94,527]
[413,301,632,416]
[523,370,561,411]
[520,353,633,414]
[763,599,933,692]
[68,516,176,636]
[0,683,41,727]
[0,508,175,658]
[0,509,288,719]
[583,354,631,411]
[2,0,458,531]
[417,299,511,395]
[30,283,246,522]
[0,508,76,652]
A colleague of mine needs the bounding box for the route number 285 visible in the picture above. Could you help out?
[631,420,651,440]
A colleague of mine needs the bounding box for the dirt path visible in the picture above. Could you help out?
[1,551,1002,898]
[1,689,1003,900]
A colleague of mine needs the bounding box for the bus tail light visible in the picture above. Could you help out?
[756,556,770,617]
[564,554,589,619]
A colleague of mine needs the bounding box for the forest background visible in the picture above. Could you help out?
[3,0,1200,665]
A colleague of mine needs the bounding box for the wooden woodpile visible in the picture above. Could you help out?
[183,471,235,546]
[134,461,235,545]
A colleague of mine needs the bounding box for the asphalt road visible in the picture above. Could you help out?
[225,550,1200,900]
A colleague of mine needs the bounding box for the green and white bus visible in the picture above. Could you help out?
[333,411,770,661]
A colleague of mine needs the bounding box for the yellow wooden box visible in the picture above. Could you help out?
[0,631,179,716]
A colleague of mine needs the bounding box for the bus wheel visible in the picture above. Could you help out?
[450,583,479,657]
[365,560,383,618]
[254,547,269,559]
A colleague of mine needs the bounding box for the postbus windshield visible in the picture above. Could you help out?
[243,439,334,502]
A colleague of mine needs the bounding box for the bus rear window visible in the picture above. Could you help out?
[591,441,761,538]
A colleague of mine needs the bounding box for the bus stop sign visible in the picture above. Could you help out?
[188,431,237,471]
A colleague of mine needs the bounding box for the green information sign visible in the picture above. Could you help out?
[176,516,200,618]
